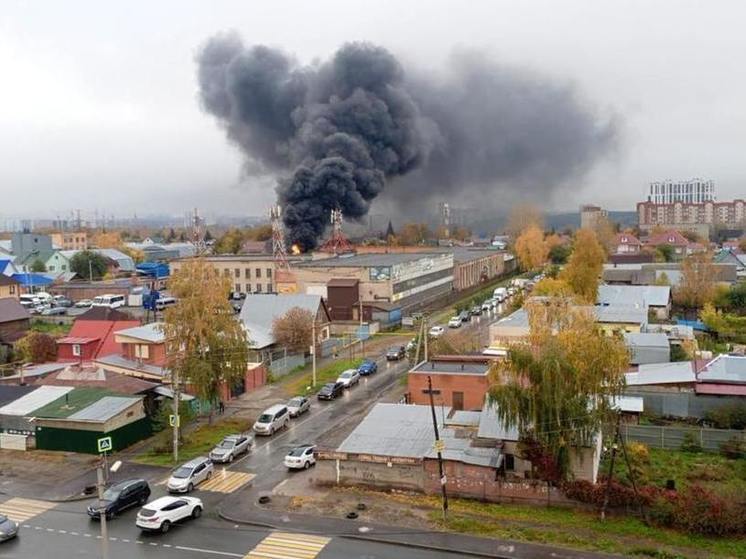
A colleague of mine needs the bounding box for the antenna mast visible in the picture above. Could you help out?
[320,208,352,254]
[190,207,206,255]
[270,205,289,271]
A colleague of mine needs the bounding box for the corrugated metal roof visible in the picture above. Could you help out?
[32,387,117,419]
[337,403,449,459]
[698,354,746,383]
[115,322,165,343]
[445,411,482,427]
[95,354,168,378]
[594,305,647,325]
[0,386,74,416]
[624,333,670,348]
[69,396,140,422]
[611,396,644,413]
[625,361,696,386]
[0,298,30,323]
[494,308,529,328]
[0,385,38,408]
[239,293,325,349]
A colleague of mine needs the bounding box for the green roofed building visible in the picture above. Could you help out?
[33,387,150,454]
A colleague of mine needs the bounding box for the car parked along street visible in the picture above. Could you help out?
[284,445,316,470]
[286,396,311,417]
[317,381,344,400]
[337,368,360,388]
[208,434,252,463]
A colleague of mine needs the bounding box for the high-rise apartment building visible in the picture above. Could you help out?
[580,204,607,230]
[648,178,715,204]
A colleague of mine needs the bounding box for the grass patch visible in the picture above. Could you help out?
[30,319,71,336]
[135,417,252,467]
[281,358,363,397]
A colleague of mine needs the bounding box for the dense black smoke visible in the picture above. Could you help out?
[197,34,619,249]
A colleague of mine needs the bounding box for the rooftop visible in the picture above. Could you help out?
[594,305,648,325]
[95,354,168,379]
[297,252,452,268]
[239,293,326,349]
[492,308,529,329]
[698,354,746,384]
[451,247,505,264]
[35,366,159,395]
[597,284,671,308]
[477,400,520,441]
[115,322,165,343]
[0,297,30,323]
[68,395,141,422]
[0,385,38,408]
[625,361,696,386]
[31,387,118,419]
[0,385,74,416]
[411,361,490,375]
[623,332,670,349]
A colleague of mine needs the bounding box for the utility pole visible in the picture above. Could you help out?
[423,314,429,362]
[427,376,448,521]
[600,413,622,520]
[96,461,109,559]
[311,321,317,387]
[172,370,180,463]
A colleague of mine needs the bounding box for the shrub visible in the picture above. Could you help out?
[671,485,745,536]
[679,431,702,453]
[705,401,746,430]
[719,436,745,459]
[562,479,649,508]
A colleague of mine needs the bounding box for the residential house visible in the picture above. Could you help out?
[56,307,140,362]
[624,332,670,365]
[50,231,88,251]
[645,230,698,260]
[714,249,746,278]
[0,385,74,436]
[408,357,491,410]
[597,284,671,320]
[614,233,642,254]
[594,305,647,334]
[485,308,530,356]
[0,275,20,300]
[0,297,31,346]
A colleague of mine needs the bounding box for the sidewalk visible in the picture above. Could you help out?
[216,488,620,559]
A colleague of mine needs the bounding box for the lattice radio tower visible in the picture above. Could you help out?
[320,208,353,254]
[190,207,207,255]
[270,205,289,271]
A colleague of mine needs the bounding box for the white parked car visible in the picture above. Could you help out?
[448,316,462,328]
[284,445,316,470]
[336,369,360,388]
[429,325,445,338]
[167,457,213,493]
[286,396,311,417]
[136,496,203,533]
[481,301,493,312]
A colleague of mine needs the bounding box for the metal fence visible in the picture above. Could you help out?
[621,424,746,452]
[625,389,744,419]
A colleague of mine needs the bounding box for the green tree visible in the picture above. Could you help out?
[489,300,628,481]
[163,258,249,425]
[70,250,109,280]
[29,259,46,273]
[560,228,606,303]
[656,244,675,262]
[214,228,245,254]
[548,243,571,265]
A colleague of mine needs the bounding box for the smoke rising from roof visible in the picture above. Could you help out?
[197,33,619,248]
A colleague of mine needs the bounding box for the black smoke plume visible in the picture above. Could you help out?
[197,34,619,249]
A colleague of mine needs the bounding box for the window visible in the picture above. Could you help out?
[72,344,81,357]
[223,268,230,277]
[234,268,240,278]
[266,283,272,293]
[235,283,241,293]
[266,268,272,278]
[245,283,252,293]
[504,454,515,471]
[48,265,55,271]
[244,268,251,279]
[135,344,150,359]
[61,264,66,271]
[9,285,15,294]
[255,268,262,278]
[256,284,263,292]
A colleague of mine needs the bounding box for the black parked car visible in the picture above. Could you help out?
[469,305,482,316]
[317,381,344,400]
[87,479,151,520]
[386,345,406,360]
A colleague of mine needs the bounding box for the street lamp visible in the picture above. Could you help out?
[96,459,122,559]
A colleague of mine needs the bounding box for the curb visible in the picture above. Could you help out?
[216,506,512,559]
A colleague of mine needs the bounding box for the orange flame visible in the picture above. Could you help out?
[291,244,301,255]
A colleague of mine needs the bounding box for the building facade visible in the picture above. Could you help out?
[0,276,20,300]
[170,255,282,295]
[51,231,88,251]
[637,199,746,233]
[580,204,607,230]
[648,178,715,205]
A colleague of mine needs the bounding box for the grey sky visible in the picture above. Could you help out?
[1,0,744,221]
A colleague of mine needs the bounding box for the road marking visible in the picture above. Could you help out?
[0,497,56,522]
[175,544,243,557]
[245,531,331,559]
[200,471,255,493]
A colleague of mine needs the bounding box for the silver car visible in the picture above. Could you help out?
[286,396,310,418]
[0,514,18,542]
[208,434,252,463]
[167,457,213,493]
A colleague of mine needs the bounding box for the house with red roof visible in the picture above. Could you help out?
[57,307,140,362]
[644,230,701,259]
[614,232,642,254]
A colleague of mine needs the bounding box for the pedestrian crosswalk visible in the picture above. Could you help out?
[245,531,331,559]
[0,497,56,522]
[200,470,255,493]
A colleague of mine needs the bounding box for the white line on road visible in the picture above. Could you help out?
[174,545,244,557]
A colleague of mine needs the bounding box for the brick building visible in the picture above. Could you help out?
[408,357,491,410]
[637,199,746,234]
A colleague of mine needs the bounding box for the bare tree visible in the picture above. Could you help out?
[272,307,314,353]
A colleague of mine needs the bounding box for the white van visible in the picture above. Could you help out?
[493,287,507,301]
[35,292,53,303]
[155,296,177,311]
[92,294,126,309]
[19,294,40,306]
[253,404,290,436]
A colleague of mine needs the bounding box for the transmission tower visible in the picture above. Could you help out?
[320,208,353,254]
[439,202,451,239]
[270,205,289,271]
[190,207,207,255]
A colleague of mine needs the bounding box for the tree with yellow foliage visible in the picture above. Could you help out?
[506,204,543,241]
[560,228,605,303]
[514,225,548,271]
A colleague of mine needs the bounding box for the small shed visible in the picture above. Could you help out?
[624,332,671,365]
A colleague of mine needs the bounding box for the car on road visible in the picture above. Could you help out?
[75,299,93,308]
[428,325,445,338]
[0,514,18,542]
[337,368,360,388]
[469,305,482,316]
[167,457,213,493]
[357,359,378,376]
[317,381,344,400]
[284,445,316,470]
[448,316,462,328]
[40,306,66,316]
[253,404,290,436]
[286,396,311,417]
[385,345,406,360]
[507,286,517,296]
[87,479,151,520]
[481,300,493,312]
[136,496,203,534]
[208,434,252,463]
[459,310,470,322]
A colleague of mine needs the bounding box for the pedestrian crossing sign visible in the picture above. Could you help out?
[169,414,180,427]
[97,436,113,453]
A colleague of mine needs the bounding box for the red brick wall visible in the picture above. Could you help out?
[408,372,489,410]
[57,341,98,362]
[120,341,167,366]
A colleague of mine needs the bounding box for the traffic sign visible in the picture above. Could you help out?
[169,414,180,427]
[97,436,113,454]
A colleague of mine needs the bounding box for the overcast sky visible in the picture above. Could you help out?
[1,0,744,222]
